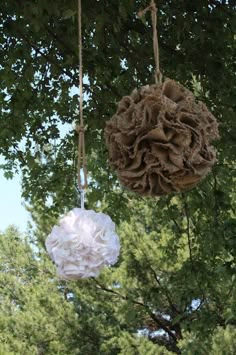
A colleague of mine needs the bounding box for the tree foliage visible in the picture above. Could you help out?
[0,0,236,353]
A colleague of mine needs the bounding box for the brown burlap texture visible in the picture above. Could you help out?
[105,79,219,196]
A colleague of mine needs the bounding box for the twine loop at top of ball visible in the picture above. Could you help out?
[105,79,219,196]
[138,0,162,85]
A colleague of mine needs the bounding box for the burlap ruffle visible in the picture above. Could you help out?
[105,79,219,196]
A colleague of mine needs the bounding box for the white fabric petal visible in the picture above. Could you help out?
[45,208,120,279]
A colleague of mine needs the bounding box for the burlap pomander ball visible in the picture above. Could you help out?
[105,79,219,196]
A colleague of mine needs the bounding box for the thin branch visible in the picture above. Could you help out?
[19,31,76,82]
[148,263,181,316]
[213,173,220,228]
[45,24,77,58]
[182,195,208,307]
[171,217,183,234]
[93,279,127,300]
[149,312,178,342]
[92,279,178,343]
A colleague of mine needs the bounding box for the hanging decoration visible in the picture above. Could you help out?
[105,0,219,196]
[45,209,120,279]
[45,0,120,279]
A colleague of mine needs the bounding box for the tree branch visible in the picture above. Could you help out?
[92,279,179,344]
[182,195,208,306]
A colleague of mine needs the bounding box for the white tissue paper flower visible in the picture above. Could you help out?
[45,208,120,280]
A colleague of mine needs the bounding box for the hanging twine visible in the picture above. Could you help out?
[138,0,162,84]
[77,0,88,205]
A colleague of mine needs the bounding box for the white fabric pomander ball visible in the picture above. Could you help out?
[45,208,120,280]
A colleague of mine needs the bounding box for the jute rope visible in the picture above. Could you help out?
[77,0,88,199]
[138,0,162,84]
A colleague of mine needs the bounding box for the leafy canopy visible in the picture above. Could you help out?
[0,0,236,354]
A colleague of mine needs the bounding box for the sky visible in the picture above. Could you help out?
[0,87,81,233]
[0,121,72,233]
[0,168,29,232]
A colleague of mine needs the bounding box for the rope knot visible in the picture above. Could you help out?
[76,125,85,134]
[138,0,162,85]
